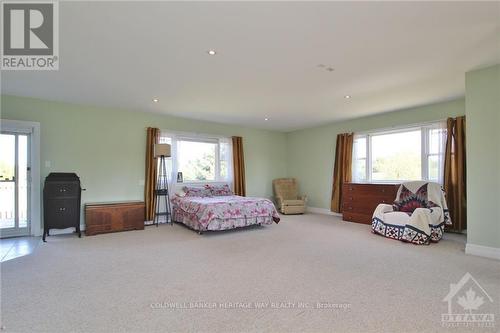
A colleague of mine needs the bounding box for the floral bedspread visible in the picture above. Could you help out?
[171,195,280,232]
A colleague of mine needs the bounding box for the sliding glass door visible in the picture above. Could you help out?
[0,132,31,237]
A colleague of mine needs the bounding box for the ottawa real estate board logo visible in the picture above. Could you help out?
[1,1,59,70]
[442,272,495,328]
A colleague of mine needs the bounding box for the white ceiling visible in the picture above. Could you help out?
[2,1,499,131]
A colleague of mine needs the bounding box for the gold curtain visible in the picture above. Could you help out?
[145,127,160,221]
[331,133,354,213]
[232,136,246,196]
[444,116,466,232]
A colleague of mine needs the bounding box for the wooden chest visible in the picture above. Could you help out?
[342,183,399,224]
[85,201,145,236]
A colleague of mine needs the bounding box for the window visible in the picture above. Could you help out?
[352,122,446,183]
[159,132,233,184]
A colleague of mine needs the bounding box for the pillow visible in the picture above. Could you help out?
[393,184,429,213]
[175,189,186,197]
[183,186,212,197]
[206,184,234,196]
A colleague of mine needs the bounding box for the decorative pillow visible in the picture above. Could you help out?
[183,186,212,197]
[206,184,234,196]
[175,189,186,197]
[393,184,430,213]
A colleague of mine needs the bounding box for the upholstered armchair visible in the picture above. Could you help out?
[371,181,452,245]
[273,178,307,214]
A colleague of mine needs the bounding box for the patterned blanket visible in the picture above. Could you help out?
[372,181,452,245]
[171,195,280,232]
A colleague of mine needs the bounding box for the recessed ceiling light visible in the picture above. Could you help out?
[264,118,269,121]
[344,95,351,99]
[152,98,159,103]
[207,50,217,56]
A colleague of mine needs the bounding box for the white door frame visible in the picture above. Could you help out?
[0,119,41,236]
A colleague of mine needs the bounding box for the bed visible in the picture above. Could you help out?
[171,185,280,233]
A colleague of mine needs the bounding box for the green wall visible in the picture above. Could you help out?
[286,99,465,210]
[0,95,288,208]
[465,64,500,249]
[3,76,498,253]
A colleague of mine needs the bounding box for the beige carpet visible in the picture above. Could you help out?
[1,214,499,333]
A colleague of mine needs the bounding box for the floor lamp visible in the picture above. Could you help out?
[154,143,172,226]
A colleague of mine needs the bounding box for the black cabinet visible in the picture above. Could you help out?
[43,173,82,241]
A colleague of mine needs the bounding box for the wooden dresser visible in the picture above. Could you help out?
[342,183,399,224]
[85,201,145,236]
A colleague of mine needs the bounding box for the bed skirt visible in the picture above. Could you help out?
[173,207,275,232]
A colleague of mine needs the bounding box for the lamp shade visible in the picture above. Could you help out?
[154,143,171,157]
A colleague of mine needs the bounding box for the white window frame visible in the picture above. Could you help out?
[353,121,446,184]
[159,130,233,189]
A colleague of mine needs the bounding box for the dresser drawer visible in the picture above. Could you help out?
[342,212,372,224]
[342,202,381,215]
[45,198,79,229]
[344,183,396,195]
[44,182,80,198]
[343,193,394,204]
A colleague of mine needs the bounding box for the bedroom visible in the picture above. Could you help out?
[0,1,499,332]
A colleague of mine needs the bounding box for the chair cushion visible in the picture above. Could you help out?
[282,199,305,206]
[281,205,306,214]
[383,211,411,226]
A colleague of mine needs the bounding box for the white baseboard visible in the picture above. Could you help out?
[465,243,500,261]
[306,206,342,217]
